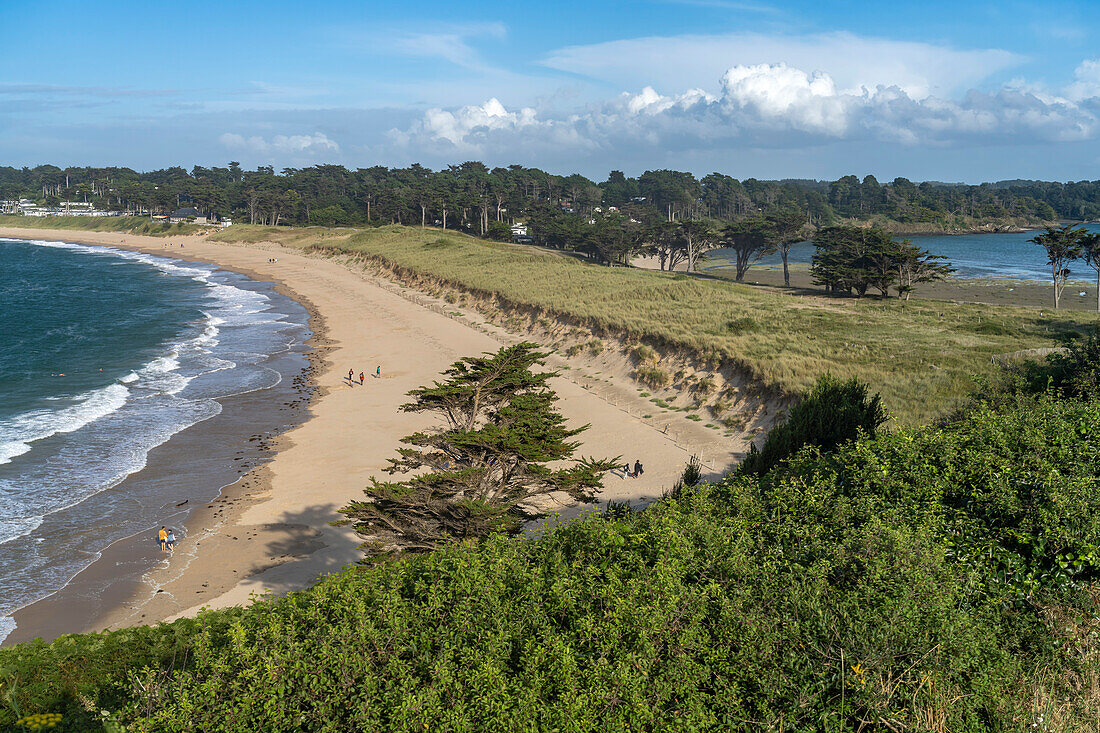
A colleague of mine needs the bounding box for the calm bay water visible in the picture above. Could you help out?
[0,239,310,643]
[705,223,1100,282]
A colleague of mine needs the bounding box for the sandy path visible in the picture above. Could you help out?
[0,228,740,632]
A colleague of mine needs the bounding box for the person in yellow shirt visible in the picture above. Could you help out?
[158,526,168,552]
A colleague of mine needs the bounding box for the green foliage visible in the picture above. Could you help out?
[634,365,671,388]
[308,205,349,227]
[1029,224,1089,308]
[5,393,1100,729]
[629,344,658,363]
[811,225,953,298]
[745,391,1100,599]
[739,374,887,476]
[1007,330,1100,399]
[0,612,244,731]
[339,344,616,555]
[485,220,512,241]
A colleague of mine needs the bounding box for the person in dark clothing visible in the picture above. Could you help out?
[633,460,643,477]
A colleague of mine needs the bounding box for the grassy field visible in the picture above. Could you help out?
[205,224,1100,425]
[0,214,206,237]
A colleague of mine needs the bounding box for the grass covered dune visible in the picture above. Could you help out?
[212,224,1096,425]
[0,214,205,237]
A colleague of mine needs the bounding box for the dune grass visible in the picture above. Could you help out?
[0,214,205,237]
[211,224,1100,424]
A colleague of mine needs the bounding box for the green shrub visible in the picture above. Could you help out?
[738,374,887,476]
[630,344,658,364]
[5,394,1100,730]
[635,365,671,388]
[1021,330,1100,397]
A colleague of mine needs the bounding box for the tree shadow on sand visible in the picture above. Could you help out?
[236,504,363,601]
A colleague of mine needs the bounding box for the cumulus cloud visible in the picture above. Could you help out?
[219,131,340,156]
[390,61,1100,158]
[1068,59,1100,102]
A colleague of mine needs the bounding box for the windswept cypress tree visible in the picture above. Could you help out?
[340,343,616,555]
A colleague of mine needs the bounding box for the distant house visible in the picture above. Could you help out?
[630,196,647,204]
[169,207,208,224]
[510,222,528,237]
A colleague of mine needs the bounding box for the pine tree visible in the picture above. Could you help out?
[340,343,617,556]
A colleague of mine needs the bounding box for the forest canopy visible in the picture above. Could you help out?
[2,163,1093,234]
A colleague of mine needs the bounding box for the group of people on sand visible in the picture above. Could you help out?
[157,526,176,553]
[622,460,644,479]
[347,366,381,385]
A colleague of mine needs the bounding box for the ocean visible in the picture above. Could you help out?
[0,238,311,644]
[705,223,1100,282]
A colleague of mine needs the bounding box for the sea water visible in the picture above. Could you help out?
[706,223,1100,282]
[0,239,310,643]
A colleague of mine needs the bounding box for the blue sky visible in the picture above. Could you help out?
[2,0,1099,181]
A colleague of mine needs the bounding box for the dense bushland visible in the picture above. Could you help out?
[738,374,887,476]
[3,384,1099,730]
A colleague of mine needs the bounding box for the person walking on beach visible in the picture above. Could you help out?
[359,372,365,385]
[633,460,644,478]
[375,365,381,378]
[348,368,354,383]
[158,526,168,551]
[166,529,177,552]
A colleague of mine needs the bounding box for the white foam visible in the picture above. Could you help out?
[0,616,15,646]
[0,514,44,548]
[0,383,129,465]
[0,238,306,621]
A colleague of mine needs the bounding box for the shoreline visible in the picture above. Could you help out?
[1,243,318,645]
[0,226,737,644]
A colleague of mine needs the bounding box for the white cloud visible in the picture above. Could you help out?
[372,22,508,73]
[541,31,1022,100]
[396,98,539,150]
[1068,59,1100,101]
[392,61,1100,158]
[219,131,340,156]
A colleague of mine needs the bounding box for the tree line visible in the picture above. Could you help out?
[2,163,1096,236]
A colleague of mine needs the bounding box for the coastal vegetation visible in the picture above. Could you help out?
[210,224,1095,425]
[810,225,954,299]
[0,214,204,237]
[2,345,1099,730]
[3,164,1096,248]
[338,343,616,555]
[1029,224,1100,309]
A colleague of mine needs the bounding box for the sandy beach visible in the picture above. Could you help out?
[0,227,746,644]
